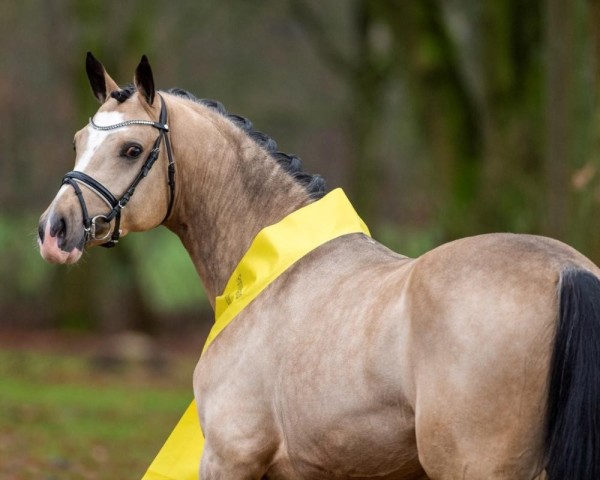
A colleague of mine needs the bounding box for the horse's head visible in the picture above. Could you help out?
[38,53,175,264]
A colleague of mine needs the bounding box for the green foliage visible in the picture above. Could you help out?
[0,214,207,328]
[129,229,207,313]
[5,0,600,331]
[0,214,54,301]
[376,222,442,259]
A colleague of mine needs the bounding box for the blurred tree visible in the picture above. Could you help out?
[52,0,162,332]
[382,0,544,239]
[565,0,600,257]
[289,0,396,224]
[545,0,575,241]
[383,0,483,238]
[289,0,547,241]
[4,0,600,333]
[585,0,600,256]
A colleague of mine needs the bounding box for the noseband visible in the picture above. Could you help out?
[62,95,175,248]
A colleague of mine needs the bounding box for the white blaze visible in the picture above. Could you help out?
[75,111,127,172]
[51,111,129,205]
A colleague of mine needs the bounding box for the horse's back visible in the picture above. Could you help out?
[197,232,599,479]
[406,233,599,478]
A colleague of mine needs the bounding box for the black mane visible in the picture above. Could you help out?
[110,85,326,199]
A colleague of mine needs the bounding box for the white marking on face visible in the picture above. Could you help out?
[75,111,127,172]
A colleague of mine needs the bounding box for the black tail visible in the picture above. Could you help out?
[546,269,600,479]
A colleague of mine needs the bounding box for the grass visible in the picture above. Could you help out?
[0,346,197,479]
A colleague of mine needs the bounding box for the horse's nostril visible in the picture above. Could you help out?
[57,218,66,240]
[50,216,67,240]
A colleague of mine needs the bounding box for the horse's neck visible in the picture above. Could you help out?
[165,97,312,304]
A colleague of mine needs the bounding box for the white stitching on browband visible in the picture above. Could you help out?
[89,117,161,130]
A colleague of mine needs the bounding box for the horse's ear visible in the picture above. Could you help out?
[85,52,119,103]
[134,55,155,106]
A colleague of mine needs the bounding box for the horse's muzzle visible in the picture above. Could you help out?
[38,213,84,264]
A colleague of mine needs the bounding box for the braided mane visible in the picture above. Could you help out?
[110,86,326,199]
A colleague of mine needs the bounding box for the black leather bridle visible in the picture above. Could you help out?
[62,95,175,248]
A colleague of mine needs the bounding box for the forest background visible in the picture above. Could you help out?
[4,1,600,477]
[2,0,599,335]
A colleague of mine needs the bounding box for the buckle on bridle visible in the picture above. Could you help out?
[90,214,113,242]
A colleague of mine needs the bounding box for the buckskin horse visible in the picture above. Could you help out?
[38,54,600,479]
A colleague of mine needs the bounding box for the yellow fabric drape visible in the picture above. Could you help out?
[142,188,370,480]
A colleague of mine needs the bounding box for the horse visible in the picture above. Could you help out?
[38,53,600,480]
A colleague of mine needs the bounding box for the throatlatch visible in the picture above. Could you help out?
[62,94,175,248]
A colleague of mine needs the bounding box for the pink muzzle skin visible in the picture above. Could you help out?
[38,221,83,265]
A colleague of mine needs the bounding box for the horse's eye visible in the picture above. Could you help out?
[123,145,143,159]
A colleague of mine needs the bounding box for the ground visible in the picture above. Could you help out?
[0,328,207,480]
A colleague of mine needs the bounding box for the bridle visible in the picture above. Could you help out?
[62,94,175,248]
